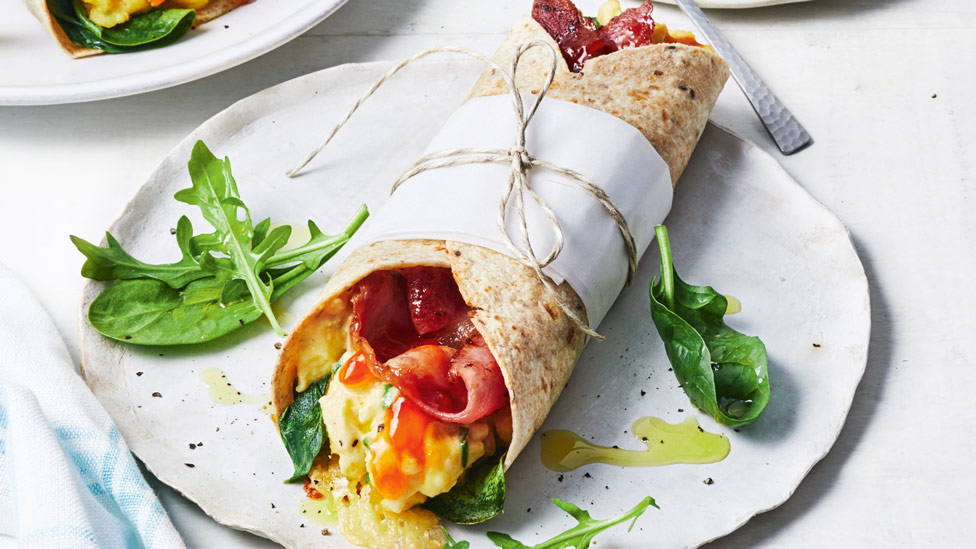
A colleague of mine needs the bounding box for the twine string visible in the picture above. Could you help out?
[287,43,640,340]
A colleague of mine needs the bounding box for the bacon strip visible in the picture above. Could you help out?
[532,0,656,72]
[401,267,470,335]
[349,271,417,362]
[376,339,509,423]
[349,268,509,423]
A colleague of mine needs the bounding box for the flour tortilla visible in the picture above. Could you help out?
[271,12,728,544]
[470,15,730,186]
[23,0,246,58]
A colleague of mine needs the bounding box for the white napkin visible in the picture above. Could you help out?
[0,264,184,549]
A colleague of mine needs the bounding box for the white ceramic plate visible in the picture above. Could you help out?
[0,0,349,106]
[656,0,811,8]
[80,59,869,548]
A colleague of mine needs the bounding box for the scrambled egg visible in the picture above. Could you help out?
[320,369,500,514]
[81,0,209,28]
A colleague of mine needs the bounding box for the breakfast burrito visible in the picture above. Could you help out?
[272,1,729,547]
[24,0,249,58]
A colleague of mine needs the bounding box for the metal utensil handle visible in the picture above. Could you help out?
[675,0,813,154]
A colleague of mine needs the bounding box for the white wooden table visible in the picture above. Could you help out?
[1,0,974,546]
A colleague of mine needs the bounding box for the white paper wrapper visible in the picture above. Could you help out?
[352,94,673,327]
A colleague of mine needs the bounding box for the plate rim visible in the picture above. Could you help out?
[79,58,871,548]
[656,0,812,8]
[0,0,350,106]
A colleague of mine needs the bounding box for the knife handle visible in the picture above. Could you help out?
[675,0,813,155]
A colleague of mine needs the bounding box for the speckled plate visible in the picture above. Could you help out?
[79,59,869,548]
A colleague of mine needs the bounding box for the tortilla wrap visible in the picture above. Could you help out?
[271,13,728,547]
[23,0,246,58]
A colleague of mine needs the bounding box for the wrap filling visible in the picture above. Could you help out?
[320,267,512,513]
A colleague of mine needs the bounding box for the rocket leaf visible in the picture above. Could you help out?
[486,496,656,549]
[73,140,368,345]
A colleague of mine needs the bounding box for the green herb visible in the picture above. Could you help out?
[364,473,371,484]
[459,427,469,467]
[585,16,602,29]
[48,0,195,53]
[487,496,657,549]
[649,225,771,426]
[73,140,368,345]
[424,453,505,524]
[70,216,209,289]
[441,527,471,549]
[86,277,264,346]
[174,141,293,335]
[381,383,398,409]
[331,362,343,376]
[362,437,370,448]
[279,376,331,482]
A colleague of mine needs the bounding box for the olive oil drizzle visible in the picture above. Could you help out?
[540,416,730,472]
[298,493,338,526]
[200,367,270,411]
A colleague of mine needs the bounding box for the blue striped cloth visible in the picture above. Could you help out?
[0,264,184,549]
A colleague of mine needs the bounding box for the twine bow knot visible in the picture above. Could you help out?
[287,43,639,340]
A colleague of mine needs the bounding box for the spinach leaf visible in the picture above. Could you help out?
[486,496,656,549]
[649,225,770,427]
[279,376,332,482]
[88,277,262,345]
[48,0,195,53]
[424,453,506,524]
[73,139,369,345]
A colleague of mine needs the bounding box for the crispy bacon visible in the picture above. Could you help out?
[370,338,508,424]
[349,268,509,423]
[401,267,470,335]
[382,345,460,414]
[350,271,417,362]
[443,338,509,422]
[600,1,656,50]
[532,0,656,72]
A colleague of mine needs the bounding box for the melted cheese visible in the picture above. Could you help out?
[308,456,445,549]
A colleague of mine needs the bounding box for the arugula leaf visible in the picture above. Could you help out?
[441,527,470,549]
[424,453,506,524]
[266,220,356,270]
[74,140,368,345]
[47,0,195,53]
[279,376,332,482]
[71,216,209,289]
[487,497,656,549]
[649,225,771,426]
[176,141,286,336]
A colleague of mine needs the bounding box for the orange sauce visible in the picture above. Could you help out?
[338,351,373,387]
[372,396,438,500]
